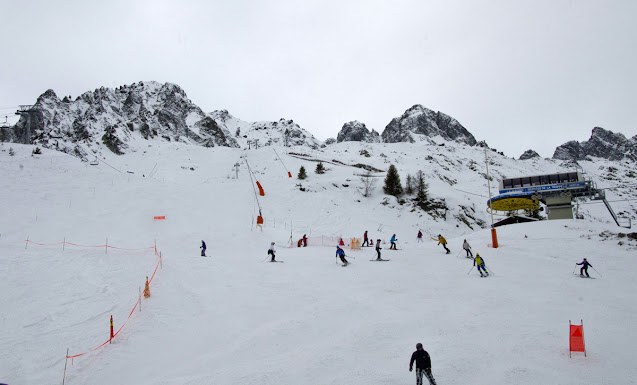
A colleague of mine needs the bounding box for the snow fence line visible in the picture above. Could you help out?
[22,239,163,367]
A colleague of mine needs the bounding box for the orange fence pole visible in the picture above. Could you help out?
[110,315,114,343]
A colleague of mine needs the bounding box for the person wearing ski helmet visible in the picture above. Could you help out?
[336,245,348,265]
[200,240,207,257]
[437,234,450,254]
[268,242,276,262]
[409,342,437,385]
[417,230,423,243]
[576,258,592,277]
[462,239,473,258]
[474,253,488,277]
[390,234,398,249]
[375,239,382,260]
[362,230,369,247]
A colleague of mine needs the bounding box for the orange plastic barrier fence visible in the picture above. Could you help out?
[22,239,162,366]
[154,216,166,220]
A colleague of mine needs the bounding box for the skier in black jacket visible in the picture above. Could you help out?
[375,239,382,260]
[409,343,437,385]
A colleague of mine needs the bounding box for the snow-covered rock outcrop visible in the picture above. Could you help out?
[381,105,477,146]
[553,127,637,161]
[519,149,541,160]
[336,121,381,143]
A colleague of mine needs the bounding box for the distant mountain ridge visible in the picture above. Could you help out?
[2,81,635,163]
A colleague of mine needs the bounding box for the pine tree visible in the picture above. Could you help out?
[414,170,429,209]
[315,162,325,174]
[298,166,307,180]
[383,164,403,196]
[405,174,414,195]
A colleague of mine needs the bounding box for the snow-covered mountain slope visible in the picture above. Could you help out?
[1,142,636,385]
[553,126,637,161]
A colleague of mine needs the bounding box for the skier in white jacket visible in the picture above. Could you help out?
[462,239,473,258]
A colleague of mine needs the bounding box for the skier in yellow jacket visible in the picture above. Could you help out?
[436,234,450,254]
[474,253,489,277]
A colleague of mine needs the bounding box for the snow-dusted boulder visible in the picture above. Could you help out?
[519,149,540,160]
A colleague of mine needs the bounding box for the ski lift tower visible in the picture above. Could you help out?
[15,105,37,144]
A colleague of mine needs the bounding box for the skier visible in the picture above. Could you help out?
[375,239,382,260]
[200,240,207,257]
[462,239,473,258]
[362,230,369,247]
[417,230,423,243]
[436,234,450,254]
[302,234,308,247]
[409,343,437,385]
[268,242,276,262]
[336,245,349,265]
[576,258,592,277]
[390,234,398,250]
[474,253,489,277]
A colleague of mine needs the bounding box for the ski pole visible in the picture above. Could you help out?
[572,264,577,274]
[455,250,463,258]
[591,266,603,277]
[486,265,495,276]
[467,265,474,275]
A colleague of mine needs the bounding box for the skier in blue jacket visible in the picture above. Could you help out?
[577,258,592,277]
[390,234,398,250]
[336,245,349,265]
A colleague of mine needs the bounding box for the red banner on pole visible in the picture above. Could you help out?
[569,320,586,357]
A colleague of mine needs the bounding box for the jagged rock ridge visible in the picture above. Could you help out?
[519,149,540,160]
[1,81,321,157]
[381,105,477,146]
[336,121,380,143]
[553,127,637,162]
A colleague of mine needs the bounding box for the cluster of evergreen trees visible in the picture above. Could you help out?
[384,165,430,209]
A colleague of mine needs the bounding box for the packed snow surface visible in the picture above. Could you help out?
[1,142,636,384]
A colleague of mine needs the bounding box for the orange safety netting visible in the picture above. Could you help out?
[23,239,162,365]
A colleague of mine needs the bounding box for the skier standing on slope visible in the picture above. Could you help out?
[362,230,369,247]
[409,343,437,385]
[200,240,207,257]
[417,230,423,243]
[375,239,382,260]
[390,234,398,249]
[436,234,450,254]
[268,242,276,262]
[302,234,308,247]
[462,239,473,258]
[576,258,592,277]
[336,245,349,265]
[474,253,489,277]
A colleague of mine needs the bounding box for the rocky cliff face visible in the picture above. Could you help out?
[336,121,381,143]
[381,105,477,146]
[210,110,321,149]
[519,149,540,160]
[1,81,240,158]
[553,127,637,161]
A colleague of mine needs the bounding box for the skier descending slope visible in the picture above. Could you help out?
[362,230,369,247]
[435,234,450,254]
[409,343,437,385]
[200,240,207,257]
[576,258,593,277]
[336,245,349,266]
[474,253,489,277]
[390,234,398,249]
[268,242,276,262]
[462,239,473,258]
[374,239,383,261]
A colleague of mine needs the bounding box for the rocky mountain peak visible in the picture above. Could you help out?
[553,127,637,161]
[381,104,477,146]
[336,121,380,143]
[519,149,540,160]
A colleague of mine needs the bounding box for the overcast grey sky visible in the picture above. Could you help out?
[1,0,635,157]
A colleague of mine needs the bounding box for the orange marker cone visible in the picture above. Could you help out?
[143,276,150,298]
